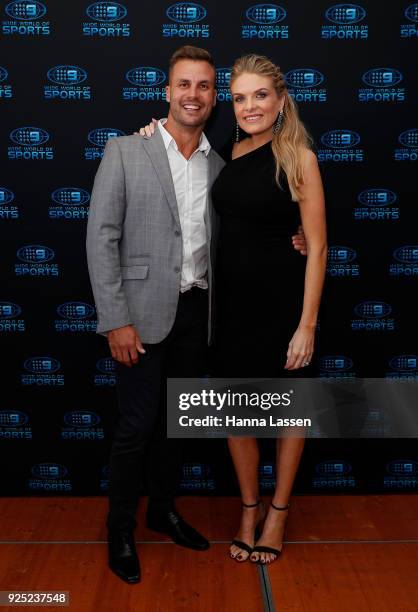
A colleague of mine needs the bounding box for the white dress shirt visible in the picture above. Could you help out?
[158,118,210,292]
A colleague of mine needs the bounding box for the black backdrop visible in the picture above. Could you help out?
[1,1,417,496]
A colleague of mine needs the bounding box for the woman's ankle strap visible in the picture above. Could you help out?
[271,501,290,511]
[242,499,260,508]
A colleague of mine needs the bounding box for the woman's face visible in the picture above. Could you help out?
[231,72,283,139]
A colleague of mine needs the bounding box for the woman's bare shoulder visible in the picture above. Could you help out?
[301,147,317,165]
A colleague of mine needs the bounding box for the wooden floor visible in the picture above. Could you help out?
[0,495,417,611]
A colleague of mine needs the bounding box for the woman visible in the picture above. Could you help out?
[137,53,327,566]
[212,54,326,565]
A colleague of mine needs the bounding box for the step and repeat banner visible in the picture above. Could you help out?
[1,1,417,496]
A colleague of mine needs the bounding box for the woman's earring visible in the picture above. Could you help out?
[273,109,284,135]
[235,121,240,142]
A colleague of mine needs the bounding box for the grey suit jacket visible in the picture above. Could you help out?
[86,131,225,344]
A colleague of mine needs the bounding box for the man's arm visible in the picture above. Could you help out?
[86,137,130,332]
[86,138,145,366]
[292,225,307,255]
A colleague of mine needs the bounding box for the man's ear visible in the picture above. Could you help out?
[165,84,171,103]
[213,90,217,107]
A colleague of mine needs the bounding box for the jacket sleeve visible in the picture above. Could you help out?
[86,137,132,335]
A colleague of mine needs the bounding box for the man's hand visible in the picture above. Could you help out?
[133,118,158,137]
[292,225,307,256]
[107,325,145,367]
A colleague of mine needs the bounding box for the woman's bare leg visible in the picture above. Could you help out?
[251,436,305,564]
[228,436,264,561]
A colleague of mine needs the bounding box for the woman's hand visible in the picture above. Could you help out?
[284,325,315,370]
[133,118,158,137]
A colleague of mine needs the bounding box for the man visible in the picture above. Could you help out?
[86,45,306,585]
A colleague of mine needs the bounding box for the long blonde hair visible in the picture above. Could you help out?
[230,54,313,201]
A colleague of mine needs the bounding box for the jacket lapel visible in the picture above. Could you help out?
[206,151,220,239]
[142,131,180,227]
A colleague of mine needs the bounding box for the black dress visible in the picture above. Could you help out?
[211,141,309,378]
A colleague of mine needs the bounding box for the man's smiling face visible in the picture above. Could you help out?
[166,59,217,129]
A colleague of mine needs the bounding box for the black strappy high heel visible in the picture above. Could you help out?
[250,501,290,564]
[230,500,265,562]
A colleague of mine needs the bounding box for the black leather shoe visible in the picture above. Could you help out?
[146,509,209,551]
[108,530,141,584]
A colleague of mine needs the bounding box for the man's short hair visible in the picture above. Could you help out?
[168,45,215,78]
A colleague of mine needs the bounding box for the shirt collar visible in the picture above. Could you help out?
[158,118,211,157]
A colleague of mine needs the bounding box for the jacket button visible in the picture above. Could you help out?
[174,266,180,273]
[174,230,181,236]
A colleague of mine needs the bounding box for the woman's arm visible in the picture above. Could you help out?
[285,149,327,370]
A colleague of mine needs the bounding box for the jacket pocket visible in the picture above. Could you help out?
[121,265,149,280]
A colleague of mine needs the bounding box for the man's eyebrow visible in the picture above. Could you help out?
[175,78,211,84]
